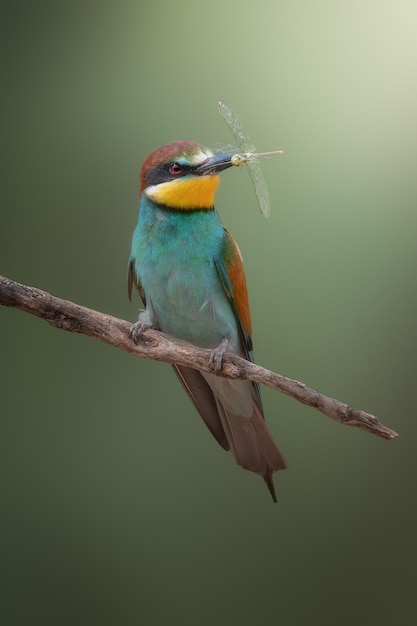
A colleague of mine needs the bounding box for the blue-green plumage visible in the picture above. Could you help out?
[130,197,240,351]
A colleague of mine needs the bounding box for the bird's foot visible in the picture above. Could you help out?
[208,336,230,374]
[130,320,154,344]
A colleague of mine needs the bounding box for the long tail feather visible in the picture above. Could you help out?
[175,367,287,502]
[217,397,287,498]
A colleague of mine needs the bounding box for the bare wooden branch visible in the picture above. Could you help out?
[0,274,398,440]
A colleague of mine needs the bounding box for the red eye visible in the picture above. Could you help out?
[170,162,183,175]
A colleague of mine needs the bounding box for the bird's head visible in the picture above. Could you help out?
[139,140,238,211]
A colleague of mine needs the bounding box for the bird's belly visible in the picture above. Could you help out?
[141,264,239,350]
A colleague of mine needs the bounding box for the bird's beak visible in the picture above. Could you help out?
[196,153,241,176]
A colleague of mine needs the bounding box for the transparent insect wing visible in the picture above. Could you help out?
[247,160,271,218]
[218,100,270,217]
[217,101,255,154]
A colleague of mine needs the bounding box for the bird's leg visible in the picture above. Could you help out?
[208,336,230,374]
[130,321,154,344]
[130,310,157,344]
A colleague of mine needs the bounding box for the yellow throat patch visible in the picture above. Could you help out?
[146,175,220,210]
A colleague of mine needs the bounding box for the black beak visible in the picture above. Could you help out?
[196,153,240,176]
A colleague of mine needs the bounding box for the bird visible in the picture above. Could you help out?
[128,139,287,501]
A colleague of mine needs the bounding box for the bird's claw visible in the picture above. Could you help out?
[130,320,152,344]
[208,337,230,374]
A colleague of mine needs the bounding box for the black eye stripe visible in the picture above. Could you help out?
[146,163,193,186]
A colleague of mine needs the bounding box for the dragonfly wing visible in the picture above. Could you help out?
[247,160,271,218]
[219,101,270,218]
[217,100,254,153]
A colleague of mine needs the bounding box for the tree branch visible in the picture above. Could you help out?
[0,275,398,441]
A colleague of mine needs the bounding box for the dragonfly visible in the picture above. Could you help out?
[217,100,283,218]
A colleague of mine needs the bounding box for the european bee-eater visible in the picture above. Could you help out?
[128,140,287,501]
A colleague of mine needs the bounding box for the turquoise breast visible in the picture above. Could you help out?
[130,198,240,350]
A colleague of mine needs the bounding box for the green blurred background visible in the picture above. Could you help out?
[1,1,416,624]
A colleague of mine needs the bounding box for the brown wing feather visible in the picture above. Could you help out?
[222,228,252,338]
[213,229,288,501]
[173,365,229,451]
